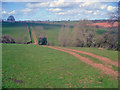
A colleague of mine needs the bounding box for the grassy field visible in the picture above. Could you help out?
[30,23,62,45]
[3,22,116,45]
[2,44,118,88]
[96,29,107,35]
[2,22,118,88]
[2,22,29,43]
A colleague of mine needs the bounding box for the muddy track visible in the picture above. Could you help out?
[43,46,118,77]
[30,26,38,45]
[57,47,118,67]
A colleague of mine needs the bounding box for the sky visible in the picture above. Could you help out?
[1,1,118,21]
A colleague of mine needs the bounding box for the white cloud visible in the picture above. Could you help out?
[80,2,92,7]
[2,0,119,2]
[100,5,106,9]
[26,0,70,8]
[80,2,108,11]
[93,10,100,15]
[2,10,16,15]
[107,6,117,11]
[49,0,71,7]
[88,10,92,13]
[8,10,16,15]
[21,8,37,14]
[21,8,32,12]
[93,12,97,15]
[2,10,7,14]
[26,0,75,8]
[26,2,49,8]
[47,8,62,12]
[56,12,65,15]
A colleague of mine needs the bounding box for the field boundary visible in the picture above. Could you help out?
[26,24,32,43]
[26,24,35,44]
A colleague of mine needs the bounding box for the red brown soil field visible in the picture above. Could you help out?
[43,46,118,77]
[89,22,118,28]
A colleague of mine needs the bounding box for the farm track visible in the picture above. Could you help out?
[57,47,118,67]
[30,26,38,45]
[43,46,118,77]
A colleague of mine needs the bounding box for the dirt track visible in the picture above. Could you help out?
[57,47,118,67]
[43,46,118,77]
[30,26,38,45]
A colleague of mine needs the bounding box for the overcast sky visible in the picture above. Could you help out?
[2,1,118,21]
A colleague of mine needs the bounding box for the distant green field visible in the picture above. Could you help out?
[31,24,61,45]
[3,22,113,45]
[2,22,29,43]
[2,22,63,45]
[96,29,107,34]
[2,44,118,88]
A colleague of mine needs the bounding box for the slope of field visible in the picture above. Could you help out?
[55,46,118,72]
[2,22,29,43]
[2,44,118,88]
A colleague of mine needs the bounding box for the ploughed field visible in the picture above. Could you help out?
[2,44,118,88]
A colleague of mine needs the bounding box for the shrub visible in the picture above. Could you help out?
[2,34,15,43]
[38,37,47,45]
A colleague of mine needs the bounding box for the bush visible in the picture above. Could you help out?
[2,34,15,43]
[38,37,47,45]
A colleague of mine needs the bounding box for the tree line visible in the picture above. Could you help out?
[58,20,119,50]
[1,20,119,50]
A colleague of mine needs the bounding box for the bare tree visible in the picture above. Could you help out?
[58,24,72,46]
[71,20,96,47]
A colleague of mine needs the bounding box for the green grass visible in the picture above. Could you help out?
[2,44,118,88]
[27,24,34,43]
[30,23,74,46]
[30,23,62,45]
[96,29,107,34]
[66,47,118,61]
[2,22,29,43]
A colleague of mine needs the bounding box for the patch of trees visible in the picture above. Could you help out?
[58,20,119,50]
[2,34,29,44]
[38,37,47,45]
[2,34,15,43]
